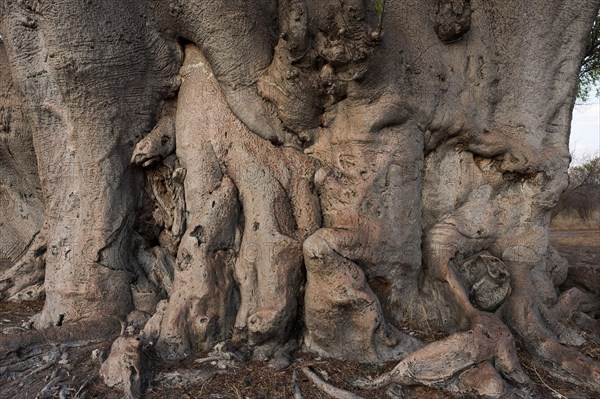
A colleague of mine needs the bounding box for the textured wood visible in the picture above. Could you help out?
[0,1,599,397]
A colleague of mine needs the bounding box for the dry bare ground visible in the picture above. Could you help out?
[551,210,600,232]
[0,226,598,399]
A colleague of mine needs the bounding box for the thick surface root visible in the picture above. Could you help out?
[353,312,528,398]
[503,280,600,393]
[0,317,121,358]
[303,229,422,363]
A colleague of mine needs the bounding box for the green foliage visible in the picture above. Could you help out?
[578,11,600,101]
[374,0,385,15]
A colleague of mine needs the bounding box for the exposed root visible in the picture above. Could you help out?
[0,344,61,375]
[303,229,422,363]
[292,370,303,399]
[352,312,527,398]
[572,311,600,339]
[527,363,568,399]
[0,317,121,360]
[551,287,600,321]
[503,282,600,393]
[100,336,143,399]
[302,366,366,399]
[532,339,600,391]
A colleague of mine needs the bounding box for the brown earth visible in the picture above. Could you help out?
[0,229,598,399]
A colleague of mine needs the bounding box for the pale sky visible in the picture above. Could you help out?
[570,96,600,165]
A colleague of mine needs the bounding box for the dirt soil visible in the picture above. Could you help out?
[0,230,598,399]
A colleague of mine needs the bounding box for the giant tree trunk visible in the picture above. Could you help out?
[0,38,45,301]
[1,0,599,397]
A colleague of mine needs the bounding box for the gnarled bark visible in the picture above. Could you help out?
[0,38,44,300]
[1,0,599,398]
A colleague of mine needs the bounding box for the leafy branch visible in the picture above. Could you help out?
[578,10,600,101]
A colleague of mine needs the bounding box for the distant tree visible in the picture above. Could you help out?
[571,155,600,185]
[553,155,600,219]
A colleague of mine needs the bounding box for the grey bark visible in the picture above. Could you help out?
[1,0,599,397]
[0,39,44,300]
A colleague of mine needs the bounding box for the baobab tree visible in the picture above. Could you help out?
[0,1,598,398]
